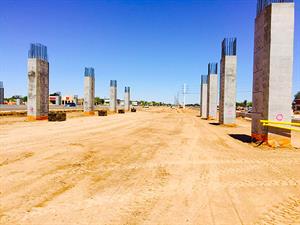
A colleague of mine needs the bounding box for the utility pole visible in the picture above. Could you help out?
[183,83,186,109]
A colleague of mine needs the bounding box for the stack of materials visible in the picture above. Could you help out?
[48,111,66,122]
[118,109,125,114]
[97,110,108,116]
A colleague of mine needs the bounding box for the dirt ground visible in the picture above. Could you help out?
[1,108,300,225]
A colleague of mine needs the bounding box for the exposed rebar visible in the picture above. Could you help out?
[84,67,95,77]
[201,75,208,84]
[125,87,130,93]
[208,63,218,75]
[257,0,294,15]
[110,80,117,87]
[28,43,48,61]
[222,38,237,57]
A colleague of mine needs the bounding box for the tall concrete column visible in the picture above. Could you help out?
[84,67,95,115]
[16,98,21,105]
[27,43,49,121]
[219,38,237,125]
[0,81,4,104]
[110,80,117,112]
[207,63,218,120]
[200,75,208,119]
[252,0,294,146]
[124,86,130,111]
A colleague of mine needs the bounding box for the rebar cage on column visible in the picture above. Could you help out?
[257,0,294,15]
[222,38,237,57]
[125,87,130,93]
[201,75,208,84]
[84,67,95,77]
[110,80,117,87]
[208,63,218,75]
[28,43,48,61]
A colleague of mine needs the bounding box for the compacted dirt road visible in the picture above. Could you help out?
[1,108,300,225]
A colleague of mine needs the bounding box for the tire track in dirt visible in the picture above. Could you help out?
[254,196,300,225]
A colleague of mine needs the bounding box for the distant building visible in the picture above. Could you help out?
[49,96,61,105]
[62,95,78,105]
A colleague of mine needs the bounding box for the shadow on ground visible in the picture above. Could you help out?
[229,134,252,143]
[209,122,220,126]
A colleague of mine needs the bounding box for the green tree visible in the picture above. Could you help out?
[295,91,300,100]
[94,97,104,105]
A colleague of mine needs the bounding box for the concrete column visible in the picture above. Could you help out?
[16,98,21,105]
[219,38,237,125]
[27,43,49,121]
[84,67,95,115]
[207,63,218,120]
[55,96,61,105]
[0,81,4,104]
[200,75,208,119]
[124,86,130,111]
[110,80,117,112]
[74,95,78,105]
[252,1,294,146]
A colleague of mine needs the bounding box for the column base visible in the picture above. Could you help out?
[207,116,216,120]
[83,111,95,116]
[251,133,291,148]
[222,123,237,127]
[27,116,48,121]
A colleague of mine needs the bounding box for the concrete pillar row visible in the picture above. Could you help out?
[0,81,4,104]
[251,1,294,146]
[200,75,208,119]
[110,80,117,112]
[124,86,130,111]
[27,43,49,121]
[207,63,218,120]
[219,38,237,126]
[83,67,95,115]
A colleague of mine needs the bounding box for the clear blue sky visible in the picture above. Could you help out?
[0,0,299,103]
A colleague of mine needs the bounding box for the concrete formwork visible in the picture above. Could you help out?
[27,44,49,120]
[207,63,218,120]
[219,38,237,125]
[124,86,130,111]
[200,75,208,119]
[83,68,95,115]
[251,2,294,146]
[110,80,117,112]
[0,81,4,104]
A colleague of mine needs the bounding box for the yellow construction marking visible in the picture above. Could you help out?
[260,120,300,127]
[260,120,300,132]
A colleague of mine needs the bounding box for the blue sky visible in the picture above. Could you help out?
[0,0,299,103]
